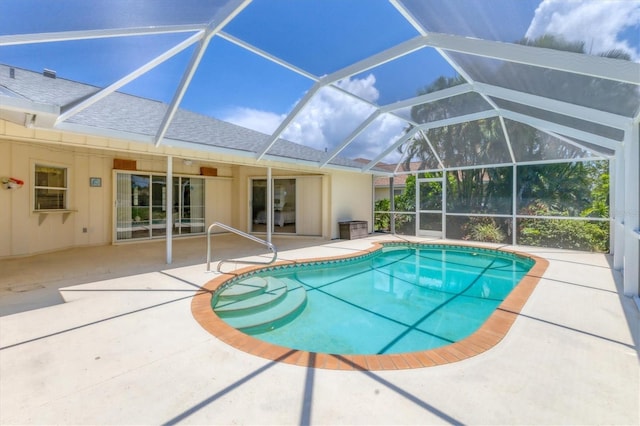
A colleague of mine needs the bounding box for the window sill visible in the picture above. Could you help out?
[34,209,77,225]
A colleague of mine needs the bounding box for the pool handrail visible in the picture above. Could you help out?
[206,222,277,272]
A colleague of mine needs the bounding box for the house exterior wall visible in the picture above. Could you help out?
[374,185,405,202]
[0,119,239,257]
[329,171,373,238]
[205,177,233,233]
[0,140,10,255]
[0,138,113,257]
[0,139,242,256]
[1,118,374,257]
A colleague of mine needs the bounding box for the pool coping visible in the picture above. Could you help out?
[191,241,549,371]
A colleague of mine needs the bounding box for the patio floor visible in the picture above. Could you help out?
[1,234,638,425]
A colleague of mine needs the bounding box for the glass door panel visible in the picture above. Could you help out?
[274,178,296,234]
[182,177,204,234]
[130,174,150,239]
[115,173,204,241]
[251,179,267,233]
[151,176,166,237]
[250,178,297,234]
[116,173,133,240]
[173,177,205,235]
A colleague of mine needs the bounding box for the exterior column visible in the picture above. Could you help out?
[442,172,447,239]
[390,176,395,234]
[623,124,639,297]
[166,155,173,264]
[512,164,517,246]
[267,167,272,244]
[613,152,625,270]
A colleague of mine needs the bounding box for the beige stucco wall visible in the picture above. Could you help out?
[0,139,114,257]
[1,118,374,257]
[328,171,373,239]
[0,140,13,256]
[374,186,388,201]
[0,136,235,257]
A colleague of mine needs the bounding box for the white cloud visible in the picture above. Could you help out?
[341,113,407,162]
[281,80,377,151]
[526,0,640,61]
[220,74,408,160]
[335,74,380,103]
[220,107,286,135]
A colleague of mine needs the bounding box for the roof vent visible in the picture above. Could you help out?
[43,68,56,79]
[9,67,15,79]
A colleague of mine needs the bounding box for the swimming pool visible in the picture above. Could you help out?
[209,243,535,356]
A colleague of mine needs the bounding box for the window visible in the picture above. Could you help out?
[34,165,67,210]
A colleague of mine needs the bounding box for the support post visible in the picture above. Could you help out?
[442,172,447,238]
[267,167,272,244]
[613,152,625,270]
[512,164,517,246]
[166,155,173,264]
[390,177,395,234]
[623,125,639,297]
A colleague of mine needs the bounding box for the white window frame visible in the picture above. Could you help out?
[113,170,206,242]
[33,163,69,211]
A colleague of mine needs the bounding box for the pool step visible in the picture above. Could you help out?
[216,276,269,301]
[215,277,287,316]
[214,276,307,332]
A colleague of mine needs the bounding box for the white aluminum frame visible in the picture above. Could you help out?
[2,0,639,294]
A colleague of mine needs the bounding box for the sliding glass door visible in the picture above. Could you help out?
[173,177,205,235]
[116,174,151,240]
[151,176,167,237]
[251,178,296,234]
[250,179,267,233]
[115,172,204,241]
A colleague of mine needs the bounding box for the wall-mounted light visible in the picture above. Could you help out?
[183,159,193,166]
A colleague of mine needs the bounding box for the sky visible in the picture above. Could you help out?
[1,0,639,161]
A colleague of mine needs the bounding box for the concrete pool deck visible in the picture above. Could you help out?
[0,234,638,425]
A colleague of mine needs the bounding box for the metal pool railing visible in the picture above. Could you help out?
[206,222,277,272]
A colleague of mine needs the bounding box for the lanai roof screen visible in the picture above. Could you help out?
[0,0,638,172]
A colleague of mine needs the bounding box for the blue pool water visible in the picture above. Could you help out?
[221,244,534,355]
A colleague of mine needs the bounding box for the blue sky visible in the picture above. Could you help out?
[1,0,639,160]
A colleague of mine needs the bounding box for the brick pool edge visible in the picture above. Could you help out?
[191,241,549,371]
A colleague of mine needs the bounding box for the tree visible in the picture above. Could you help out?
[517,162,593,216]
[395,34,619,250]
[406,88,511,215]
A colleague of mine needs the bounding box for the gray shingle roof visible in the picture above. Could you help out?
[0,65,97,106]
[0,64,369,170]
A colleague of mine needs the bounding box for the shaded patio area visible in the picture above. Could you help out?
[1,235,638,425]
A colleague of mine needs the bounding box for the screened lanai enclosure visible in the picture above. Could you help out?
[0,0,638,296]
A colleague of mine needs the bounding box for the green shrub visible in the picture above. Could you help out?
[518,201,609,252]
[374,199,390,231]
[463,217,507,243]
